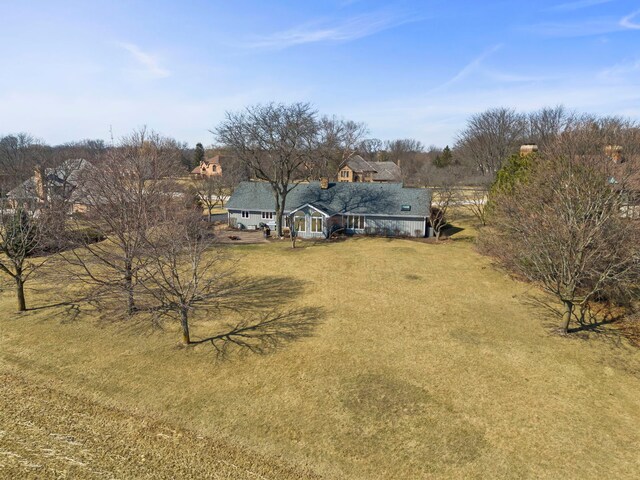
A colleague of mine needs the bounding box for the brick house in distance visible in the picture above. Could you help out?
[191,155,225,177]
[337,155,402,183]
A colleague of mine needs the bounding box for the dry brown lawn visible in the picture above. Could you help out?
[1,217,639,479]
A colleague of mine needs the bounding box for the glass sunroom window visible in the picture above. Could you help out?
[345,215,364,229]
[311,212,323,232]
[294,212,306,232]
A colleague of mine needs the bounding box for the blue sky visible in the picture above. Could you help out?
[0,0,639,147]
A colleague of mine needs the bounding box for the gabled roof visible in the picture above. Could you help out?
[343,155,377,172]
[6,158,91,200]
[341,155,402,181]
[227,181,431,217]
[372,161,402,181]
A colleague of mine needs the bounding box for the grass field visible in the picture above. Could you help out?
[1,218,639,479]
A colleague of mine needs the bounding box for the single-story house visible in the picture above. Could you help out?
[226,180,432,238]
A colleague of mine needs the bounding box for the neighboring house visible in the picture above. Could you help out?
[607,147,640,219]
[338,155,402,183]
[226,180,431,238]
[191,155,224,177]
[6,158,91,212]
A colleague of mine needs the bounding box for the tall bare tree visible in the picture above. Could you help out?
[61,128,181,315]
[528,105,574,152]
[140,207,233,344]
[357,138,384,162]
[141,204,322,351]
[455,107,527,175]
[483,119,640,333]
[215,103,321,237]
[316,116,368,177]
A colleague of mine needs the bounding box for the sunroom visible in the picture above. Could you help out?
[287,203,330,239]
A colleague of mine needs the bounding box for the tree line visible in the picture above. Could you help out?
[2,103,639,340]
[477,114,640,335]
[0,127,319,354]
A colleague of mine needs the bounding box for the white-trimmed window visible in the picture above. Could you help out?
[261,211,274,219]
[294,212,306,232]
[241,211,250,218]
[311,212,323,232]
[345,215,365,229]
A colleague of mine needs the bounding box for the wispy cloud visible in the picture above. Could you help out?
[547,0,615,12]
[620,9,640,29]
[521,18,623,37]
[432,44,503,91]
[116,42,170,78]
[243,11,421,49]
[598,58,640,79]
[524,8,640,37]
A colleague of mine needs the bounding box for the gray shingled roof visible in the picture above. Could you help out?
[344,155,377,172]
[227,181,431,217]
[6,159,91,200]
[371,161,402,181]
[342,155,402,182]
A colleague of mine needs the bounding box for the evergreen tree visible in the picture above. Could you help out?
[433,145,453,168]
[193,142,205,169]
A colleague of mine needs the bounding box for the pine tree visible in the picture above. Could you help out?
[193,142,205,169]
[433,145,453,168]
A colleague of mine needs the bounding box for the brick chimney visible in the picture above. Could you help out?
[520,144,538,156]
[604,145,623,163]
[33,166,46,202]
[320,177,329,189]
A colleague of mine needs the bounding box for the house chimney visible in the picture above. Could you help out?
[605,145,623,163]
[520,144,538,156]
[33,166,45,202]
[320,177,329,189]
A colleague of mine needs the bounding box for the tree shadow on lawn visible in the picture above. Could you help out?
[524,294,633,347]
[26,274,325,358]
[189,306,325,359]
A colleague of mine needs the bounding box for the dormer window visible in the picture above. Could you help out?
[401,205,411,212]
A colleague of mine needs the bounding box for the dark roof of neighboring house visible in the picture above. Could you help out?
[371,161,402,181]
[341,155,402,181]
[344,155,377,172]
[227,181,431,217]
[6,158,91,200]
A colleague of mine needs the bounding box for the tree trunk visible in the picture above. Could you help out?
[561,301,573,334]
[15,275,26,312]
[207,209,212,222]
[124,261,135,315]
[180,307,190,345]
[280,193,287,238]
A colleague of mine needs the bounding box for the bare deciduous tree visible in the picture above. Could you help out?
[357,138,384,162]
[430,185,458,241]
[215,103,321,237]
[141,207,233,344]
[483,138,640,333]
[61,128,181,315]
[316,116,368,178]
[455,107,527,175]
[464,186,489,227]
[191,176,227,222]
[141,205,322,352]
[0,204,47,311]
[528,105,574,152]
